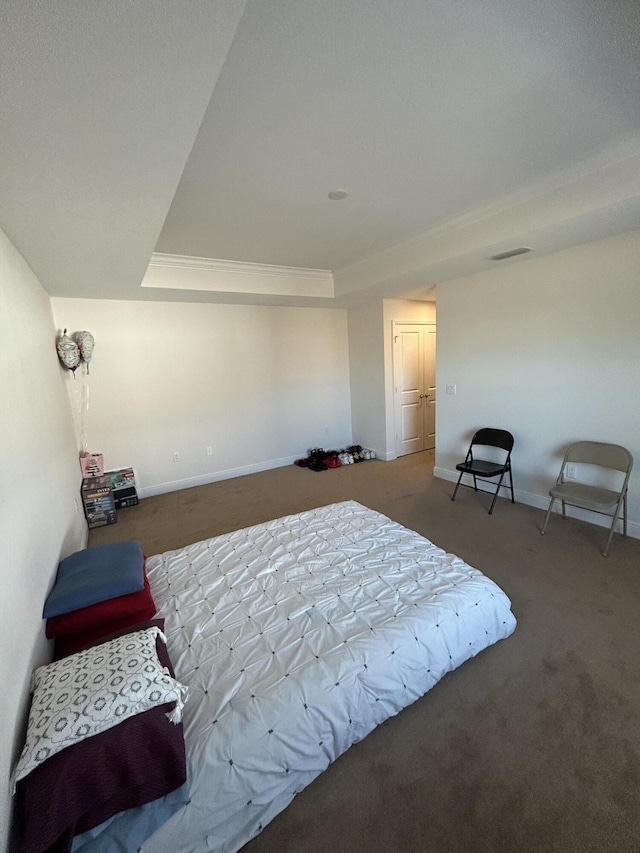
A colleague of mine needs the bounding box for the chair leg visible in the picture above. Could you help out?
[623,492,628,538]
[508,468,515,504]
[488,470,507,515]
[541,498,555,535]
[561,500,566,517]
[603,497,625,557]
[472,474,478,492]
[451,471,464,502]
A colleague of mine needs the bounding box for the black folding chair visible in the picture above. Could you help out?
[451,428,515,514]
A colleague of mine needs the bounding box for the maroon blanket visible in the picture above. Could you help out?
[15,625,186,853]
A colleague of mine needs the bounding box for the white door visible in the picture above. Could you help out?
[393,322,436,457]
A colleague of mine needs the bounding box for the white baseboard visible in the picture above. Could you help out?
[434,466,640,540]
[142,447,399,497]
[140,454,299,498]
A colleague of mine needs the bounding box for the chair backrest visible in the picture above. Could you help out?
[471,428,514,453]
[564,441,633,474]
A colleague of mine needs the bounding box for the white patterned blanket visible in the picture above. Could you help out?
[144,501,516,853]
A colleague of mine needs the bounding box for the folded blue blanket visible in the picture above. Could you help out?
[70,783,189,853]
[43,541,145,618]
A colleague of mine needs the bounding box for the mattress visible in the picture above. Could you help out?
[143,501,516,853]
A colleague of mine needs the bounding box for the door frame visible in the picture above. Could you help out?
[392,320,436,458]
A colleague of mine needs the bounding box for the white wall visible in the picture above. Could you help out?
[435,229,640,534]
[0,228,86,848]
[50,299,353,495]
[347,300,386,455]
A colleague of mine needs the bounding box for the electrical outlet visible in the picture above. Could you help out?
[446,384,457,395]
[565,463,577,480]
[173,451,180,463]
[206,446,212,456]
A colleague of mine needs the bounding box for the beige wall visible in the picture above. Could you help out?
[0,228,85,848]
[435,229,640,534]
[50,299,353,494]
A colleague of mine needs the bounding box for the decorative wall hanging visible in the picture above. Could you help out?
[56,327,96,453]
[56,329,81,374]
[56,329,95,377]
[73,330,95,374]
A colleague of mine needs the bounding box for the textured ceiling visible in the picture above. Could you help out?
[156,0,640,272]
[1,0,639,306]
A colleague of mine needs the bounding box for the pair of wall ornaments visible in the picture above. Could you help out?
[56,329,95,375]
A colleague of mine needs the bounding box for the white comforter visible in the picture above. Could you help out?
[144,501,516,853]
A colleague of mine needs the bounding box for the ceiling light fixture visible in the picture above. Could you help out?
[488,247,533,261]
[328,190,348,201]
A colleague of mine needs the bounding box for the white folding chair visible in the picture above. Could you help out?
[540,441,633,556]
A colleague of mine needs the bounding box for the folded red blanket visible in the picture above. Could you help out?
[53,600,158,659]
[46,570,154,639]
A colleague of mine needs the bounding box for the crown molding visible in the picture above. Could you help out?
[142,135,640,304]
[334,133,640,295]
[149,253,332,281]
[143,253,334,298]
[346,132,640,271]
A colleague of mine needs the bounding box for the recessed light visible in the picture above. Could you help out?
[488,247,533,261]
[328,190,348,201]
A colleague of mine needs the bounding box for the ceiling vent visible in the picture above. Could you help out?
[488,247,532,261]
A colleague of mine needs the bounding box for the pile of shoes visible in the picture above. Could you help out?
[307,448,330,471]
[350,444,377,461]
[294,447,328,471]
[294,445,376,472]
[324,451,342,468]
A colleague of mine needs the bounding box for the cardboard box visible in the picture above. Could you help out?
[81,475,117,529]
[80,452,104,479]
[107,467,139,509]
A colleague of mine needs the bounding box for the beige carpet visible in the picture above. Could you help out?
[91,452,640,853]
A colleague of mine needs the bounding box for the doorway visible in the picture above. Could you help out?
[393,322,436,457]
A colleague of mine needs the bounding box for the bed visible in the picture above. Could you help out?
[139,500,516,852]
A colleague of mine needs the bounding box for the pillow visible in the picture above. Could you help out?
[13,626,188,788]
[46,569,154,638]
[43,540,145,618]
[15,623,187,853]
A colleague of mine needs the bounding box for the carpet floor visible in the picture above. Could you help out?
[91,452,640,853]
